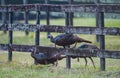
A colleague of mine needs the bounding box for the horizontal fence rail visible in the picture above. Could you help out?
[0,44,120,59]
[0,4,120,13]
[0,24,120,35]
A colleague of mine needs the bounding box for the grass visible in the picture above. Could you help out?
[0,18,120,78]
[28,18,120,27]
[0,52,120,78]
[0,31,119,50]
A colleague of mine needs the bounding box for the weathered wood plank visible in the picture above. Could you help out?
[65,48,97,57]
[0,4,120,13]
[0,44,65,53]
[98,50,120,59]
[0,24,120,35]
[0,5,7,12]
[0,44,120,59]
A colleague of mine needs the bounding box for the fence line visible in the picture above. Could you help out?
[0,44,120,59]
[0,4,120,13]
[0,3,120,71]
[0,24,119,35]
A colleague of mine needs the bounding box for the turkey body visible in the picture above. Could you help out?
[48,33,92,48]
[31,52,65,65]
[78,43,99,49]
[52,33,74,47]
[76,43,99,68]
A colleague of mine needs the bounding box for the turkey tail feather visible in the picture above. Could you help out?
[84,40,92,43]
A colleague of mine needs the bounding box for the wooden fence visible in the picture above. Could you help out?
[0,3,120,71]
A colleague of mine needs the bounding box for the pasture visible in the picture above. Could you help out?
[0,18,120,78]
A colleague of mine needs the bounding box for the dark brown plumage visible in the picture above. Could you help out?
[48,33,92,48]
[72,43,99,68]
[31,52,65,66]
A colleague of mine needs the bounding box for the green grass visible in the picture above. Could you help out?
[0,52,120,78]
[0,18,120,78]
[28,18,120,27]
[0,31,119,50]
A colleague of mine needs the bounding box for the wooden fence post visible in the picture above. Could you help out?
[45,0,50,38]
[8,12,13,61]
[95,0,106,70]
[23,0,29,36]
[34,11,40,64]
[95,0,100,42]
[65,0,74,69]
[99,12,106,71]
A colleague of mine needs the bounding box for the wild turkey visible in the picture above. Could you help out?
[48,33,92,48]
[31,52,65,66]
[72,43,99,68]
[31,53,48,60]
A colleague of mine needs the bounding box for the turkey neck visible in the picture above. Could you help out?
[49,36,55,43]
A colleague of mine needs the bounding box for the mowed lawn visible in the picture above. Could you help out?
[0,18,120,78]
